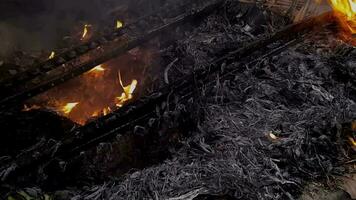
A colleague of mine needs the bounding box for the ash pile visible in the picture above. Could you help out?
[0,0,355,199]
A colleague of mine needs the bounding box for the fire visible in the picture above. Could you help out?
[102,107,112,116]
[25,47,155,125]
[81,24,91,40]
[89,65,105,73]
[116,71,138,107]
[48,51,55,59]
[61,102,79,114]
[329,0,356,34]
[116,20,123,29]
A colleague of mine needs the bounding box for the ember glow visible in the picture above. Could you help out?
[24,46,155,125]
[329,0,356,34]
[25,62,140,124]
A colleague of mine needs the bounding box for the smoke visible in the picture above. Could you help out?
[0,0,130,58]
[0,0,172,59]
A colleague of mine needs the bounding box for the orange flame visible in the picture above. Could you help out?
[25,47,153,125]
[61,102,79,114]
[329,0,356,34]
[116,71,138,107]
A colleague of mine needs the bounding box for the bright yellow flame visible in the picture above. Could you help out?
[48,51,55,59]
[116,71,138,107]
[116,20,123,29]
[81,24,90,40]
[61,102,79,114]
[329,0,356,33]
[89,65,105,73]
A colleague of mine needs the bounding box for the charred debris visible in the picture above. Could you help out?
[0,0,356,199]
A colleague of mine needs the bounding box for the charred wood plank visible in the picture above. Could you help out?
[0,12,336,182]
[0,0,224,110]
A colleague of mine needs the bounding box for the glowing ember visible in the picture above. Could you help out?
[91,111,99,117]
[25,47,154,125]
[329,0,356,34]
[116,20,123,29]
[81,24,91,40]
[116,71,138,107]
[48,51,55,59]
[61,102,79,114]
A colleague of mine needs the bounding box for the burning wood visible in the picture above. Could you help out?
[324,0,356,45]
[25,58,141,125]
[1,1,356,199]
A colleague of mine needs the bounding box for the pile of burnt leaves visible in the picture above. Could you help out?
[57,16,356,200]
[0,2,292,199]
[158,1,289,85]
[2,1,356,200]
[67,1,292,187]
